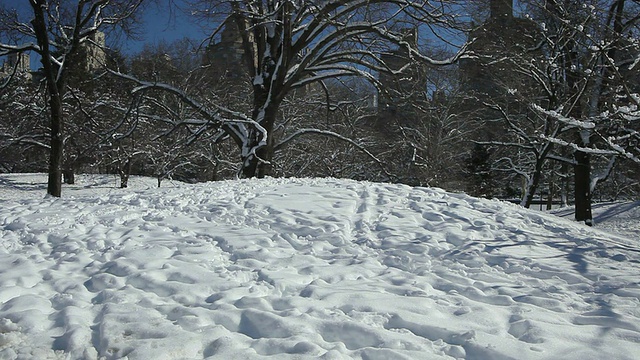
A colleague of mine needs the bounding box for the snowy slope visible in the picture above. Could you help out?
[0,174,639,359]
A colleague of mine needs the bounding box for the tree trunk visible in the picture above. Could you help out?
[241,139,275,179]
[63,168,75,185]
[574,149,593,225]
[522,140,556,208]
[546,181,554,211]
[256,114,276,178]
[241,95,279,178]
[240,126,262,178]
[45,80,64,197]
[522,162,543,208]
[565,40,591,224]
[241,153,260,178]
[119,158,131,188]
[31,0,64,197]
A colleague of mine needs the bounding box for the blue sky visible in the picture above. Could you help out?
[2,0,206,57]
[122,2,208,53]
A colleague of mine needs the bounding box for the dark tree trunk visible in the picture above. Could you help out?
[119,158,131,188]
[557,8,593,225]
[522,162,543,208]
[241,107,263,179]
[256,144,273,178]
[241,153,259,178]
[256,107,277,178]
[63,168,75,185]
[523,143,554,208]
[571,0,625,226]
[47,102,64,196]
[120,174,129,188]
[241,87,280,178]
[230,0,294,179]
[546,181,555,211]
[574,149,592,225]
[572,0,625,223]
[31,0,65,197]
[241,124,275,179]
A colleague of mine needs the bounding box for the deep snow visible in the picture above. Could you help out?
[0,173,639,359]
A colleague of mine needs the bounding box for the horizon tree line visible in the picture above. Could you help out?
[1,0,639,226]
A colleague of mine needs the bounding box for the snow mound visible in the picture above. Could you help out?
[0,175,639,359]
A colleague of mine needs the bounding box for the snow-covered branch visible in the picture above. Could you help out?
[530,104,596,130]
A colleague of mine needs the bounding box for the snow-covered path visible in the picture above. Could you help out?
[1,175,639,359]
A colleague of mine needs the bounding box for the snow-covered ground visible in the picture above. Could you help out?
[0,173,639,360]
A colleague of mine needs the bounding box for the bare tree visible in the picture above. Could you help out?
[0,80,49,172]
[462,0,640,223]
[116,0,467,179]
[0,0,144,196]
[529,0,640,224]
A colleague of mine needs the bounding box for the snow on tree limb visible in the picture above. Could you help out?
[530,104,596,130]
[539,134,618,156]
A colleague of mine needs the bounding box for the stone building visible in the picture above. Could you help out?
[1,30,106,83]
[456,0,542,147]
[377,28,426,114]
[83,31,107,73]
[202,20,247,80]
[201,20,324,99]
[0,52,32,80]
[459,0,539,98]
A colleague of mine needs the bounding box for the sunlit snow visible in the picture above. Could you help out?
[0,174,639,359]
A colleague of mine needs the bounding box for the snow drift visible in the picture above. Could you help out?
[0,174,638,359]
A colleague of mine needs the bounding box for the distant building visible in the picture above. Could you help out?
[375,28,427,117]
[203,20,329,102]
[0,52,32,80]
[459,0,539,98]
[1,31,106,84]
[455,0,543,146]
[203,20,247,80]
[377,28,425,113]
[83,31,107,73]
